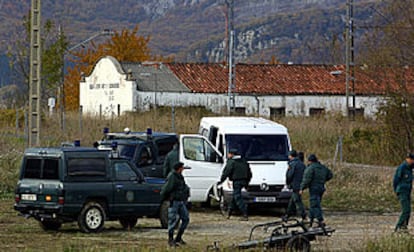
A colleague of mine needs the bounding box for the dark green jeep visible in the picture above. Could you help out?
[14,147,168,233]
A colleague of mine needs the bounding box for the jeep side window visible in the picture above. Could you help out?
[138,146,153,167]
[114,162,137,181]
[67,158,106,177]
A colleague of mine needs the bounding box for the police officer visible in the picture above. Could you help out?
[300,154,333,228]
[163,139,179,178]
[219,148,252,221]
[160,162,190,247]
[284,150,306,221]
[393,153,414,232]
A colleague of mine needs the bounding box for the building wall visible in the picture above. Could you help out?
[80,57,136,116]
[136,92,381,117]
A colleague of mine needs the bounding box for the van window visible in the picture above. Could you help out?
[23,158,59,180]
[226,135,289,161]
[183,137,218,162]
[67,158,106,177]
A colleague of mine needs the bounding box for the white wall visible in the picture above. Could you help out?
[135,92,382,117]
[80,57,136,117]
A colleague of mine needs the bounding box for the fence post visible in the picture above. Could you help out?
[171,105,175,132]
[79,106,83,138]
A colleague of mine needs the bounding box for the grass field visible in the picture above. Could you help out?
[0,108,411,250]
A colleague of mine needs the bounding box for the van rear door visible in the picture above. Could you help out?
[179,134,223,202]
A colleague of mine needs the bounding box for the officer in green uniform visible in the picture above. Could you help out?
[160,162,190,247]
[163,139,179,178]
[284,150,307,221]
[393,153,414,232]
[300,154,333,227]
[220,148,252,221]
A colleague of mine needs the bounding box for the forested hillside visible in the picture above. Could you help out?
[0,0,380,65]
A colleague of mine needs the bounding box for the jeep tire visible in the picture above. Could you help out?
[119,216,138,230]
[78,201,106,233]
[39,220,62,231]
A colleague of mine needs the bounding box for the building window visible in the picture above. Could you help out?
[270,107,286,118]
[309,108,325,116]
[234,107,246,115]
[348,107,364,118]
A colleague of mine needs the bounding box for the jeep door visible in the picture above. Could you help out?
[179,135,223,202]
[111,161,160,216]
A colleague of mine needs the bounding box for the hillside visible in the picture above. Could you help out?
[1,0,380,65]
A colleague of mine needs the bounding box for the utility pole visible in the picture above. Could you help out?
[226,0,235,114]
[28,0,42,146]
[345,0,356,120]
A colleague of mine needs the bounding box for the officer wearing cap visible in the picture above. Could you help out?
[219,148,252,221]
[393,153,414,232]
[160,162,190,247]
[283,150,307,221]
[300,154,333,228]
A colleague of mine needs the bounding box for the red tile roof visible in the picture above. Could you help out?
[166,63,414,95]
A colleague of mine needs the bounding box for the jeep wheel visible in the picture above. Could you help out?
[78,201,106,233]
[119,217,138,230]
[39,220,62,231]
[160,200,169,229]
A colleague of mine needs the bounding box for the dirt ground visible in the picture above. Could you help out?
[0,197,402,251]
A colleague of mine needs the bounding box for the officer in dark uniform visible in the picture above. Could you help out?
[300,154,333,227]
[284,150,306,221]
[220,148,252,221]
[160,162,190,247]
[163,139,179,178]
[393,153,414,232]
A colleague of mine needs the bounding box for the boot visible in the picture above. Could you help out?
[175,230,186,245]
[239,214,248,221]
[226,208,232,219]
[168,233,176,247]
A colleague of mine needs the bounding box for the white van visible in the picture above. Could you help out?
[178,116,292,211]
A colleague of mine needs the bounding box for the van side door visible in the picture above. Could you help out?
[179,134,223,203]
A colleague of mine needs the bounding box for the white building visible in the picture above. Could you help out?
[80,56,386,118]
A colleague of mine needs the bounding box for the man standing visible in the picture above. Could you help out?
[393,153,414,232]
[284,150,306,221]
[219,148,252,221]
[160,162,190,247]
[163,139,179,178]
[300,154,333,228]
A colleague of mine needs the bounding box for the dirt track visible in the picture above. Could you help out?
[0,200,402,251]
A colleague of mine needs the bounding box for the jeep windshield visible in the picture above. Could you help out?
[226,134,289,161]
[98,143,137,160]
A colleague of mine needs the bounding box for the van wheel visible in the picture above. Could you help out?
[119,217,138,230]
[39,220,62,231]
[219,194,228,216]
[78,201,106,233]
[160,200,169,229]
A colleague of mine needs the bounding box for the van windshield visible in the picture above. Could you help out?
[226,135,289,161]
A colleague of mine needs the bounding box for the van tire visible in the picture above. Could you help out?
[39,220,62,231]
[78,201,106,233]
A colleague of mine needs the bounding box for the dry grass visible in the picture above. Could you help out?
[0,108,401,212]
